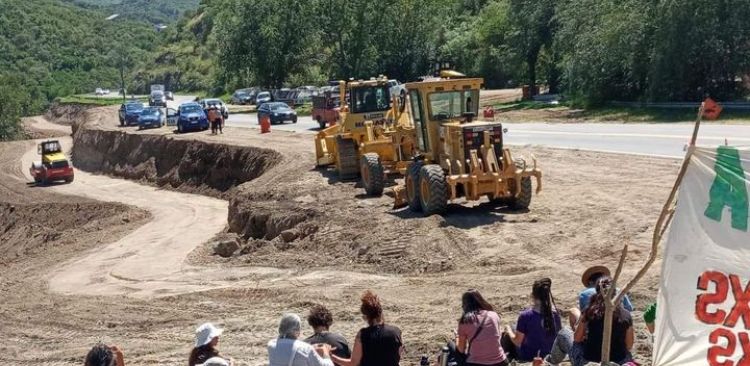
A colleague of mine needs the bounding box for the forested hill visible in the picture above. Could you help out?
[66,0,200,24]
[0,0,161,139]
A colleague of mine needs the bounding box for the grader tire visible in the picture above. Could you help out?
[508,160,533,210]
[405,162,423,212]
[419,164,448,215]
[360,153,384,196]
[336,137,359,180]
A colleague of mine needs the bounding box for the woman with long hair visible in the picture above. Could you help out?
[502,278,562,362]
[456,289,508,366]
[545,276,634,366]
[331,290,403,366]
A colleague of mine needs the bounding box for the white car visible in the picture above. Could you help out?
[388,80,406,99]
[200,98,229,119]
[95,88,104,96]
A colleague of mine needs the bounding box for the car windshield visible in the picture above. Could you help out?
[180,105,202,113]
[428,90,479,119]
[50,160,69,169]
[205,99,222,105]
[350,85,390,113]
[269,103,289,111]
[258,92,270,98]
[126,103,144,111]
[141,108,160,116]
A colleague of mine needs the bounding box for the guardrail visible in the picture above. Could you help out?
[609,101,750,110]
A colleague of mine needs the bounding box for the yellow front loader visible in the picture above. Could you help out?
[314,77,415,195]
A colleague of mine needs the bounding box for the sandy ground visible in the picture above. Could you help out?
[0,109,681,365]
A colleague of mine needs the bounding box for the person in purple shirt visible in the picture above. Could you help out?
[501,278,562,362]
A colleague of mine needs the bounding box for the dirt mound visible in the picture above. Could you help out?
[44,103,96,126]
[0,202,149,264]
[71,127,281,197]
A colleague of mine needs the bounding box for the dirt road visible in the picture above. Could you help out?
[0,108,681,365]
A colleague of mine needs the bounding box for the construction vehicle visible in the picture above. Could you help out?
[391,73,543,215]
[30,140,74,185]
[315,76,415,196]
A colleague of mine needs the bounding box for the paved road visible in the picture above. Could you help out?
[169,95,748,158]
[504,122,749,158]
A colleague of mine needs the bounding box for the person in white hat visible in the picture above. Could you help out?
[268,313,334,366]
[189,323,231,366]
[197,356,231,366]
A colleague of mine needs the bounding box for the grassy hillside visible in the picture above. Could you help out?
[133,1,221,94]
[0,0,161,139]
[67,0,200,23]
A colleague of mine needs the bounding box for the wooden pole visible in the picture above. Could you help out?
[598,103,705,364]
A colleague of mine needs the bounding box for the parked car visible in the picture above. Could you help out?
[230,89,255,105]
[257,102,297,124]
[165,91,174,101]
[137,107,165,130]
[95,88,104,96]
[119,101,145,126]
[199,98,229,119]
[149,90,167,107]
[175,102,209,133]
[255,91,272,105]
[388,79,406,99]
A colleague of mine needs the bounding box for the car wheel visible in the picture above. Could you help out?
[177,124,183,133]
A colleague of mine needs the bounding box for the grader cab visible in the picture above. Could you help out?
[393,76,543,215]
[314,76,415,195]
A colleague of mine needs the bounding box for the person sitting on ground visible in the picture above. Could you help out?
[305,304,352,361]
[84,342,125,366]
[567,265,634,329]
[189,323,232,366]
[545,276,635,366]
[268,313,334,366]
[331,290,403,366]
[502,278,561,362]
[456,289,508,366]
[644,302,657,334]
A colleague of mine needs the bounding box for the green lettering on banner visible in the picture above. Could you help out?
[704,146,749,231]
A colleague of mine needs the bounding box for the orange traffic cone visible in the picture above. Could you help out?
[260,115,271,133]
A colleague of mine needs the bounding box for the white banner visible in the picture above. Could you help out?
[654,146,750,366]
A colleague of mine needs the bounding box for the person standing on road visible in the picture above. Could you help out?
[456,289,509,366]
[208,105,220,135]
[305,304,352,362]
[331,290,403,366]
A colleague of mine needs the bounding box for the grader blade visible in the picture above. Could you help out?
[392,185,408,208]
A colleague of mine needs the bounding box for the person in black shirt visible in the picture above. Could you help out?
[331,290,403,366]
[305,304,352,361]
[545,276,634,366]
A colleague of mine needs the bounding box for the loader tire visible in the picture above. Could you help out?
[405,162,422,212]
[360,153,384,196]
[508,160,532,210]
[336,137,359,180]
[65,176,74,183]
[317,116,325,129]
[419,164,448,215]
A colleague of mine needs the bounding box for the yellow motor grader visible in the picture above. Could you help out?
[314,76,415,195]
[392,75,543,215]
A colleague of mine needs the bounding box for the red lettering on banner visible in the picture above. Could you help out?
[708,328,735,366]
[738,333,750,366]
[698,271,730,324]
[726,275,750,329]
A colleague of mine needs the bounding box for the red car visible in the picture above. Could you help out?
[312,93,340,129]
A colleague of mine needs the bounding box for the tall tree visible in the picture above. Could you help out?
[508,0,556,96]
[215,0,318,88]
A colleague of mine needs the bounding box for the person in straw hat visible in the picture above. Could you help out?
[189,323,232,366]
[567,266,634,329]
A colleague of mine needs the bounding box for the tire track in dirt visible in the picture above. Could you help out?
[17,117,395,299]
